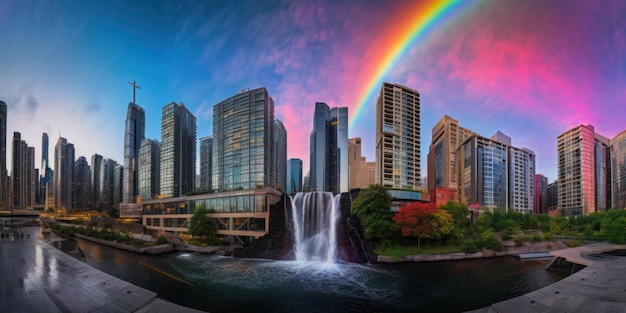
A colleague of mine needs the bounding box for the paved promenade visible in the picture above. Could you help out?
[468,243,626,313]
[0,226,204,313]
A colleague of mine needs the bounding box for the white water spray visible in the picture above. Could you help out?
[290,192,341,263]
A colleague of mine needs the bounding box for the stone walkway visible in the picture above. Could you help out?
[0,226,204,313]
[468,243,626,312]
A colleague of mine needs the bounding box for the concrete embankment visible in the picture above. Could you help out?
[377,241,566,263]
[60,232,174,255]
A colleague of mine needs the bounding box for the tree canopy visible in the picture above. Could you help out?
[188,204,217,240]
[394,202,453,247]
[351,184,395,245]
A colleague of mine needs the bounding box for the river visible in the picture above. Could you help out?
[48,232,568,313]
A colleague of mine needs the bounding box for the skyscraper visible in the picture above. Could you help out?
[54,137,75,213]
[114,163,123,206]
[595,134,611,211]
[557,125,597,216]
[610,130,626,209]
[309,102,348,193]
[123,99,145,203]
[73,156,91,211]
[199,136,213,192]
[535,174,548,214]
[99,157,118,209]
[287,158,303,195]
[427,115,477,193]
[0,101,6,208]
[274,119,287,192]
[39,133,53,205]
[213,88,275,191]
[375,82,420,189]
[160,102,196,198]
[90,154,103,210]
[138,139,160,200]
[11,132,35,209]
[457,132,535,213]
[348,137,370,189]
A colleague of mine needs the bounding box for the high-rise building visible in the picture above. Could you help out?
[547,180,559,212]
[114,163,123,207]
[90,154,103,210]
[54,137,75,213]
[274,120,287,192]
[99,157,118,209]
[535,174,548,214]
[610,130,626,209]
[375,82,420,189]
[595,134,611,211]
[39,133,53,205]
[72,156,91,211]
[287,158,302,195]
[457,132,535,213]
[138,139,160,200]
[0,101,6,208]
[160,102,196,198]
[309,102,348,193]
[557,125,598,216]
[348,137,370,189]
[11,132,35,209]
[427,115,477,194]
[213,88,275,191]
[199,136,213,193]
[123,101,145,203]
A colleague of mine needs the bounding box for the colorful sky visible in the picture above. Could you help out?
[1,0,625,184]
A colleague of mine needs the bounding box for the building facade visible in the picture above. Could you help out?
[610,130,626,209]
[375,82,420,189]
[72,156,91,211]
[160,102,197,198]
[90,154,103,211]
[0,101,6,208]
[39,133,53,205]
[11,132,35,209]
[123,102,145,203]
[54,137,75,213]
[348,137,372,189]
[199,136,213,193]
[535,174,548,214]
[273,120,287,192]
[309,102,348,193]
[138,139,160,200]
[99,158,118,210]
[287,158,303,195]
[212,88,275,191]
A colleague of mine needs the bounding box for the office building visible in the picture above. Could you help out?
[535,174,548,214]
[274,120,287,192]
[611,130,626,209]
[39,133,53,205]
[72,156,91,211]
[138,139,160,200]
[557,125,602,216]
[123,101,145,203]
[375,82,420,189]
[199,136,213,193]
[348,137,371,189]
[0,101,6,207]
[595,134,611,211]
[457,132,535,213]
[309,102,348,193]
[547,180,559,213]
[90,154,103,210]
[99,157,118,209]
[54,137,75,213]
[160,102,196,197]
[11,132,35,209]
[213,88,275,191]
[114,163,123,206]
[287,158,303,195]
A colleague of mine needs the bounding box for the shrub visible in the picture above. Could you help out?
[530,234,542,243]
[156,235,168,245]
[461,240,479,253]
[477,231,504,252]
[543,232,554,241]
[514,238,523,247]
[569,239,580,247]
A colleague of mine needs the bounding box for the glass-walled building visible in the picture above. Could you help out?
[160,102,197,198]
[287,158,302,195]
[611,130,626,209]
[141,188,282,243]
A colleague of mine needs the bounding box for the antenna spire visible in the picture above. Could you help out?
[129,80,141,104]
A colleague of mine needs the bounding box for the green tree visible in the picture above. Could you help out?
[431,209,454,245]
[352,184,395,246]
[188,204,217,241]
[440,201,469,231]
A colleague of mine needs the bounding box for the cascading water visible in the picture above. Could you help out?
[290,192,341,263]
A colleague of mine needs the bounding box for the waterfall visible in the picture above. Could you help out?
[290,192,341,263]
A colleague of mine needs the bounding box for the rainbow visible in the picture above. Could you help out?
[349,0,476,131]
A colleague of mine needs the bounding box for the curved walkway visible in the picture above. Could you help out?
[468,243,626,312]
[0,226,204,313]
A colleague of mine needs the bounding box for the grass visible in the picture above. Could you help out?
[375,244,463,260]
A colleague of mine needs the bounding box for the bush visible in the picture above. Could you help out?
[543,232,554,241]
[569,239,580,247]
[476,231,504,252]
[461,240,479,253]
[530,234,542,243]
[156,235,168,245]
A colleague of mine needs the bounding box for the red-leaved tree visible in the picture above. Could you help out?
[393,202,439,247]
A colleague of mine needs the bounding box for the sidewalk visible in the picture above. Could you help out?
[0,226,205,313]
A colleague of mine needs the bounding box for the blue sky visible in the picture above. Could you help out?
[1,0,625,184]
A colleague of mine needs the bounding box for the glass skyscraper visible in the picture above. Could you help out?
[212,88,275,191]
[160,102,197,198]
[611,130,626,209]
[274,120,287,192]
[375,82,420,189]
[0,101,6,207]
[123,102,145,203]
[138,138,160,200]
[90,154,103,210]
[287,158,302,195]
[199,136,213,192]
[73,156,91,210]
[309,102,348,194]
[12,132,35,209]
[54,137,75,213]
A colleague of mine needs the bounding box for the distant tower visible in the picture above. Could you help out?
[375,82,420,189]
[160,102,196,197]
[123,81,145,203]
[0,101,6,207]
[309,102,348,194]
[274,120,287,192]
[558,125,597,216]
[610,131,626,209]
[54,137,75,213]
[90,154,103,210]
[39,133,53,205]
[287,158,303,195]
[12,132,34,209]
[138,139,160,200]
[199,136,213,192]
[73,156,91,211]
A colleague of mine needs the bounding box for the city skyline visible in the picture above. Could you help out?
[1,0,625,183]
